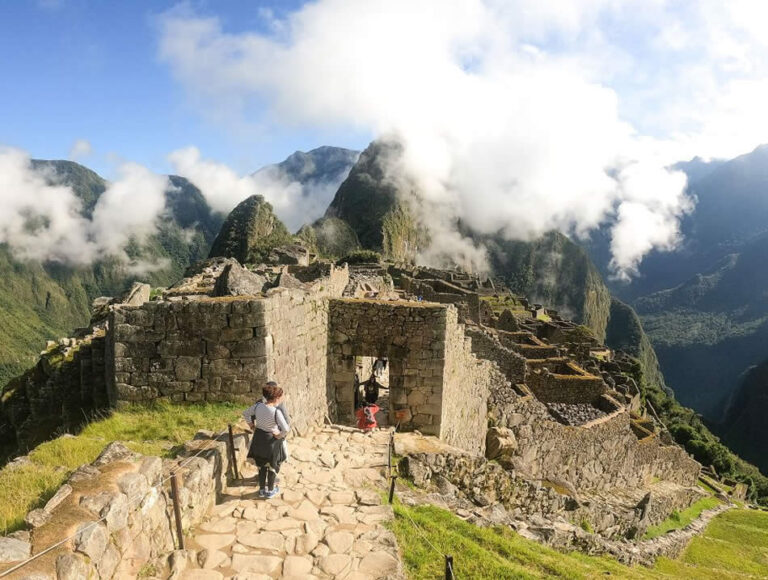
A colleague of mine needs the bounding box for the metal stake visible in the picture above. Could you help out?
[444,555,454,579]
[388,475,398,504]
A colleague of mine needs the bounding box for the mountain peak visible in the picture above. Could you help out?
[208,195,292,264]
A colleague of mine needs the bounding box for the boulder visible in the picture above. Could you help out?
[92,441,139,466]
[24,509,50,528]
[0,537,31,563]
[213,262,267,297]
[55,553,92,580]
[268,243,311,266]
[121,282,151,306]
[485,427,518,462]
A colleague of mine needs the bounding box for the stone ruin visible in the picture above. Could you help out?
[0,256,708,572]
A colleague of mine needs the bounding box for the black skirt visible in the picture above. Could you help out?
[248,429,286,469]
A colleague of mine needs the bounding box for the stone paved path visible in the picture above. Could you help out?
[180,426,404,580]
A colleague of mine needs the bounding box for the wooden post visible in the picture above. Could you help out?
[387,434,392,478]
[388,475,397,504]
[170,473,185,550]
[228,424,240,480]
[444,555,454,579]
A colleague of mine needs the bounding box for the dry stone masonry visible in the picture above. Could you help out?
[0,256,711,573]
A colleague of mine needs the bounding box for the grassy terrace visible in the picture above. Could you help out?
[0,402,240,535]
[480,294,528,315]
[390,502,768,579]
[643,496,722,540]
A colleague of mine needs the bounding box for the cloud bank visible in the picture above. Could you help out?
[157,0,711,278]
[0,147,168,269]
[168,146,349,232]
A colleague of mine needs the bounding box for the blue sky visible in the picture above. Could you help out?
[0,1,369,177]
[3,0,768,275]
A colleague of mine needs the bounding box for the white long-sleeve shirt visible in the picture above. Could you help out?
[243,402,289,435]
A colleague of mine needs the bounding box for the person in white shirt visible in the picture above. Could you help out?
[244,382,290,498]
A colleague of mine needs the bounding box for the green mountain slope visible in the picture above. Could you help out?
[0,161,223,388]
[721,357,768,474]
[635,232,768,419]
[324,140,425,260]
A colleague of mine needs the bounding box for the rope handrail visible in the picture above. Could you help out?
[0,430,232,578]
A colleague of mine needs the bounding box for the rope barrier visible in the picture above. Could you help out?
[0,431,230,578]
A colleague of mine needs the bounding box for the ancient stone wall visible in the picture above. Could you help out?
[494,393,700,492]
[463,327,527,386]
[0,433,249,579]
[108,265,349,434]
[397,432,704,542]
[0,333,110,456]
[526,366,606,404]
[327,300,449,435]
[439,308,496,455]
[263,287,339,432]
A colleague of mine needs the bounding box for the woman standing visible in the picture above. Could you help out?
[244,383,290,498]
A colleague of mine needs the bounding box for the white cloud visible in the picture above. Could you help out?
[0,147,169,270]
[68,139,92,161]
[90,163,169,257]
[168,146,344,232]
[158,0,708,276]
[0,147,96,264]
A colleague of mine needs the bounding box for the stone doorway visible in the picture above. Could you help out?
[327,299,448,435]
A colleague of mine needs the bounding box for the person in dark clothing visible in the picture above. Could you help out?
[244,383,289,498]
[363,374,380,404]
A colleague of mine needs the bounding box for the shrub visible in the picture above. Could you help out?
[337,250,382,265]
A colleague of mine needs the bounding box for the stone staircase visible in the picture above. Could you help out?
[174,426,404,579]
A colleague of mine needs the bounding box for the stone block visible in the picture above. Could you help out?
[175,357,201,381]
[229,339,267,358]
[420,424,440,436]
[56,553,92,580]
[97,543,120,579]
[139,456,163,485]
[220,327,254,342]
[126,309,153,327]
[206,343,230,360]
[0,537,31,563]
[43,484,72,513]
[149,358,175,373]
[74,521,108,561]
[117,472,149,501]
[226,380,251,395]
[413,413,433,425]
[230,300,253,314]
[228,313,264,328]
[114,324,142,343]
[406,391,427,406]
[240,359,267,380]
[158,340,204,357]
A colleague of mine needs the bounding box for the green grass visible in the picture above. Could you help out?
[480,294,527,315]
[390,502,768,579]
[655,509,768,578]
[0,402,240,534]
[643,496,722,540]
[389,503,659,579]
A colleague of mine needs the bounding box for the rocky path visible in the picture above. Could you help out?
[177,426,403,580]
